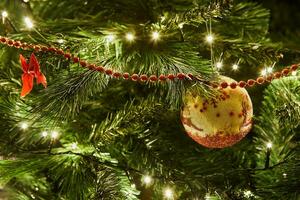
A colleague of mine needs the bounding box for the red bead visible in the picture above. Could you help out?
[282,68,290,76]
[266,75,273,82]
[256,77,265,84]
[167,74,175,80]
[41,46,48,51]
[21,43,27,48]
[80,61,87,67]
[34,46,41,51]
[291,64,298,71]
[131,74,139,81]
[96,66,105,72]
[123,73,130,79]
[238,81,246,88]
[0,37,6,43]
[149,75,158,82]
[177,73,186,80]
[247,79,256,87]
[48,47,55,52]
[57,49,64,55]
[113,72,121,78]
[14,41,21,47]
[88,64,96,70]
[105,69,113,75]
[230,82,237,89]
[73,57,80,63]
[159,74,166,81]
[274,72,281,79]
[140,74,148,82]
[7,40,13,45]
[220,82,228,88]
[64,53,71,59]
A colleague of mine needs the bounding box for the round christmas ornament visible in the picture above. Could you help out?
[181,76,253,148]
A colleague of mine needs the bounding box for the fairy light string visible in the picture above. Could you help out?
[0,36,299,89]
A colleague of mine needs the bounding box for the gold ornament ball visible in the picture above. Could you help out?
[181,76,253,148]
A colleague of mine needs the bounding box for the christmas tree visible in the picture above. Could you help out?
[0,0,299,199]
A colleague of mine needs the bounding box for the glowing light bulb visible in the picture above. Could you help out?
[261,68,267,76]
[20,122,29,130]
[142,175,152,185]
[292,71,297,76]
[51,131,58,139]
[126,33,135,41]
[106,34,115,42]
[232,64,239,70]
[71,143,77,149]
[24,17,34,29]
[178,23,184,29]
[216,62,223,69]
[57,39,64,44]
[2,11,8,18]
[206,34,214,44]
[283,173,287,178]
[243,190,253,198]
[41,131,48,137]
[152,31,160,40]
[23,0,29,2]
[163,188,174,199]
[266,142,272,149]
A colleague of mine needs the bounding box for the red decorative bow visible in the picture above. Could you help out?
[20,53,47,97]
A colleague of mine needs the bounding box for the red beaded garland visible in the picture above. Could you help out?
[159,74,166,81]
[131,74,139,81]
[149,75,158,82]
[256,77,265,84]
[247,79,256,87]
[140,74,148,82]
[230,82,237,89]
[123,73,130,79]
[0,36,298,89]
[238,81,246,88]
[220,82,228,89]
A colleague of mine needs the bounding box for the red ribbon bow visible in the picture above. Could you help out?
[20,53,47,97]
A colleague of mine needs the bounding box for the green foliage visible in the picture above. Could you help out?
[0,0,300,199]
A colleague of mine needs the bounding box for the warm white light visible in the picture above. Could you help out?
[244,190,253,198]
[283,173,287,178]
[292,71,297,76]
[131,184,136,188]
[57,39,64,44]
[1,11,8,18]
[51,131,58,139]
[41,131,48,137]
[266,142,272,149]
[106,34,115,42]
[232,64,239,70]
[163,188,173,199]
[126,33,135,41]
[24,17,34,29]
[23,0,29,2]
[267,67,273,73]
[178,23,184,29]
[20,122,29,130]
[71,143,77,150]
[261,68,267,76]
[152,31,160,40]
[206,34,214,43]
[216,62,223,69]
[142,175,152,185]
